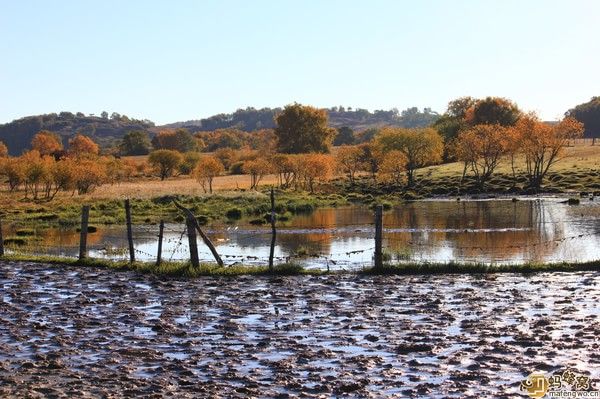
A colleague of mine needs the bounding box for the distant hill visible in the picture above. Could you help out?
[1,106,441,155]
[0,112,155,155]
[163,106,441,132]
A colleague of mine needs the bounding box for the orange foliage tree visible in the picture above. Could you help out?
[68,134,99,156]
[148,150,183,180]
[31,131,63,156]
[243,158,272,190]
[455,124,509,188]
[335,145,365,184]
[270,154,298,188]
[193,157,225,193]
[517,115,584,189]
[373,127,443,186]
[297,154,334,193]
[0,141,7,157]
[72,158,108,194]
[378,150,408,185]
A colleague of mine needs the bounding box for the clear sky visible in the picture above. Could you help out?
[1,0,599,125]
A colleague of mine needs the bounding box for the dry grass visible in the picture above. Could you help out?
[419,142,600,178]
[86,174,281,200]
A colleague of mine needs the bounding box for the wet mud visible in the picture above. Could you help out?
[1,262,599,397]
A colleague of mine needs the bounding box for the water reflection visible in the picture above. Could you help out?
[6,198,600,269]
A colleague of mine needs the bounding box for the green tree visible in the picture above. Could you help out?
[120,130,152,155]
[566,96,600,140]
[373,127,444,186]
[333,126,355,146]
[148,150,183,180]
[152,128,198,153]
[274,104,336,153]
[467,96,521,126]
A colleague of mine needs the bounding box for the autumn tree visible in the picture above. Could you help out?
[455,124,509,188]
[193,157,225,193]
[20,151,48,199]
[335,145,365,184]
[179,152,201,175]
[49,158,76,198]
[69,134,99,156]
[120,130,152,155]
[152,129,197,153]
[213,147,237,171]
[297,154,334,193]
[72,158,108,194]
[270,154,297,188]
[357,143,379,180]
[243,158,272,190]
[0,141,7,157]
[31,131,63,156]
[517,115,584,190]
[378,150,408,185]
[1,158,25,191]
[373,127,443,186]
[148,149,183,180]
[274,104,336,153]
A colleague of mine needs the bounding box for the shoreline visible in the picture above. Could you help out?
[2,254,599,278]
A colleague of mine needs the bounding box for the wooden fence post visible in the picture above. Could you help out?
[156,220,164,266]
[374,204,383,270]
[269,188,276,272]
[0,216,4,257]
[186,216,200,268]
[125,199,135,263]
[172,200,223,267]
[79,205,90,260]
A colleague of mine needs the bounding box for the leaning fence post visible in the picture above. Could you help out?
[172,199,223,266]
[186,216,200,268]
[269,188,277,272]
[79,205,90,260]
[0,216,4,257]
[156,220,164,266]
[125,199,135,263]
[374,204,383,270]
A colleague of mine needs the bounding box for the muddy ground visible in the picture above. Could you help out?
[1,261,598,398]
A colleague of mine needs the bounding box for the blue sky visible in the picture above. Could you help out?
[1,0,599,125]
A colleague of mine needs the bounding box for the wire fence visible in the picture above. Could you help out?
[0,198,599,270]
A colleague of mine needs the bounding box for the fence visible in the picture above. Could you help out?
[0,192,389,271]
[0,194,599,271]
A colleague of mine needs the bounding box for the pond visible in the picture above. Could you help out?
[6,197,600,269]
[1,262,598,397]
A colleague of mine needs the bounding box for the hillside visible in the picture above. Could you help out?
[0,112,155,155]
[164,106,441,132]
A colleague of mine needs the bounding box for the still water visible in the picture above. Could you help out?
[12,197,600,269]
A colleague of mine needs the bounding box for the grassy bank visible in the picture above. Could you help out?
[0,190,349,227]
[0,254,318,277]
[1,143,598,227]
[1,254,598,278]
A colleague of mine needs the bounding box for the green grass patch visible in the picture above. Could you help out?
[362,260,600,275]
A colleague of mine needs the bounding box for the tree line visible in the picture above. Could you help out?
[0,97,588,200]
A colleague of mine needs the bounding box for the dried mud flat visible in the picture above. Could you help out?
[1,262,599,398]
